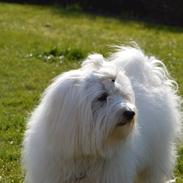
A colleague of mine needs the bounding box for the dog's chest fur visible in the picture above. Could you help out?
[67,166,146,183]
[62,155,141,183]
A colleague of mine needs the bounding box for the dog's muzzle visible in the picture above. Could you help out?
[117,109,135,126]
[123,110,135,121]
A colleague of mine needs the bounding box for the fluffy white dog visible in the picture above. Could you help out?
[22,46,182,183]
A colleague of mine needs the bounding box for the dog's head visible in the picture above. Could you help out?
[43,54,136,158]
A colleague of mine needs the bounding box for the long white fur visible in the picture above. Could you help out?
[22,46,182,183]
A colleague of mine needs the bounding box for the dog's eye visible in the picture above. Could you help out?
[111,79,115,83]
[97,92,108,102]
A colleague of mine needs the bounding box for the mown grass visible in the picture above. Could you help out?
[0,2,182,182]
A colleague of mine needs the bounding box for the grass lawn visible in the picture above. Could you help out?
[0,2,182,182]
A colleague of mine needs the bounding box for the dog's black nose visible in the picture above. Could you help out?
[123,110,135,120]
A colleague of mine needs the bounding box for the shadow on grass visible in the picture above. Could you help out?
[1,1,183,33]
[51,4,183,34]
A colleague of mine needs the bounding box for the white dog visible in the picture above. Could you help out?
[22,46,182,183]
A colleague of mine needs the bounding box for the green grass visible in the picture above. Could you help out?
[0,2,182,182]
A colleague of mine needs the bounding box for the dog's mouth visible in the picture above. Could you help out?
[107,118,135,145]
[116,119,134,127]
[116,121,129,126]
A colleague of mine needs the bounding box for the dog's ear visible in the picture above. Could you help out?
[42,72,81,114]
[81,53,104,71]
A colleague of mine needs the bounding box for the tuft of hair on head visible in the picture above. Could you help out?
[109,41,141,55]
[81,53,105,71]
[109,43,145,64]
